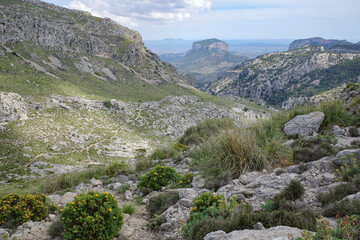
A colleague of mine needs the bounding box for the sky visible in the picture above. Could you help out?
[41,0,360,42]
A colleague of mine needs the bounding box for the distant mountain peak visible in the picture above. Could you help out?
[189,38,229,54]
[289,37,352,50]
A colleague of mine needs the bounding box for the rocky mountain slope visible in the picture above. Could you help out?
[288,37,353,50]
[0,0,202,102]
[172,39,249,90]
[209,45,360,106]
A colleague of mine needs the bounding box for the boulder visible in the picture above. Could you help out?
[204,226,303,240]
[60,192,77,205]
[284,112,324,136]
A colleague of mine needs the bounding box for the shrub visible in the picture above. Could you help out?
[105,162,128,178]
[336,153,360,182]
[172,172,194,188]
[137,165,178,191]
[122,204,136,215]
[280,180,305,201]
[292,135,336,164]
[135,155,154,172]
[148,214,166,231]
[190,192,225,220]
[0,193,53,229]
[61,191,123,240]
[349,127,360,137]
[318,177,360,206]
[118,183,131,194]
[179,118,234,146]
[48,220,64,238]
[146,191,179,216]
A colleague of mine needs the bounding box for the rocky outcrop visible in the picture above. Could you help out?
[209,45,360,106]
[0,91,28,123]
[188,39,229,53]
[289,37,352,50]
[204,226,303,240]
[283,112,324,137]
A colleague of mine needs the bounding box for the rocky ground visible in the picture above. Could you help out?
[1,110,360,240]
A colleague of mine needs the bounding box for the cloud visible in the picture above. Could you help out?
[67,0,211,27]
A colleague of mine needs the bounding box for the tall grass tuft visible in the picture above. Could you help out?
[193,128,267,180]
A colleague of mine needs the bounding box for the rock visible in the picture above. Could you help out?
[112,182,122,190]
[179,199,193,208]
[284,112,324,136]
[160,222,172,231]
[48,214,56,221]
[50,145,62,152]
[332,149,360,167]
[60,192,77,205]
[124,190,134,201]
[0,126,5,131]
[333,125,345,136]
[205,226,303,240]
[178,188,198,201]
[23,221,35,229]
[120,225,135,238]
[254,222,265,230]
[282,139,295,146]
[0,229,9,240]
[0,92,28,123]
[47,194,62,205]
[204,230,227,240]
[90,178,102,187]
[192,176,206,188]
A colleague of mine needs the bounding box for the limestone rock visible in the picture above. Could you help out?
[284,112,324,136]
[0,92,28,123]
[205,226,303,240]
[60,192,77,205]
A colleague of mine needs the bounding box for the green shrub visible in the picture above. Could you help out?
[137,165,178,191]
[318,177,360,206]
[122,204,136,215]
[336,153,360,182]
[105,162,128,177]
[48,220,64,238]
[148,214,166,231]
[118,183,131,194]
[190,192,225,218]
[0,193,53,229]
[135,155,154,172]
[349,127,360,137]
[146,191,179,216]
[172,172,194,188]
[61,191,123,240]
[280,180,305,201]
[179,118,234,146]
[292,135,336,164]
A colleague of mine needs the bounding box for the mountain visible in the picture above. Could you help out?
[172,38,249,90]
[209,45,360,106]
[0,0,200,102]
[289,37,353,50]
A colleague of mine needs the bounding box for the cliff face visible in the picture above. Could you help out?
[209,46,360,106]
[288,37,352,50]
[188,38,229,53]
[0,0,185,86]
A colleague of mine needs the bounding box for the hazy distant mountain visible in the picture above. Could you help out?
[173,39,249,89]
[289,37,353,50]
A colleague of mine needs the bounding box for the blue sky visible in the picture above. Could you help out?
[42,0,360,42]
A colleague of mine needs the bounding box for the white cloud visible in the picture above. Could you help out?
[67,0,211,27]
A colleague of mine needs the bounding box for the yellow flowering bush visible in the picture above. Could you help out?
[0,193,52,228]
[174,172,194,188]
[190,191,224,219]
[137,165,178,191]
[61,191,123,240]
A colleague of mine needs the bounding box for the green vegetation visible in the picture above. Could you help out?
[149,143,189,160]
[179,118,234,146]
[137,165,178,191]
[61,191,123,240]
[122,204,136,215]
[182,186,316,240]
[146,191,179,216]
[0,193,55,229]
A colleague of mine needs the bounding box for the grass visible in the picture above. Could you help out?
[122,204,136,215]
